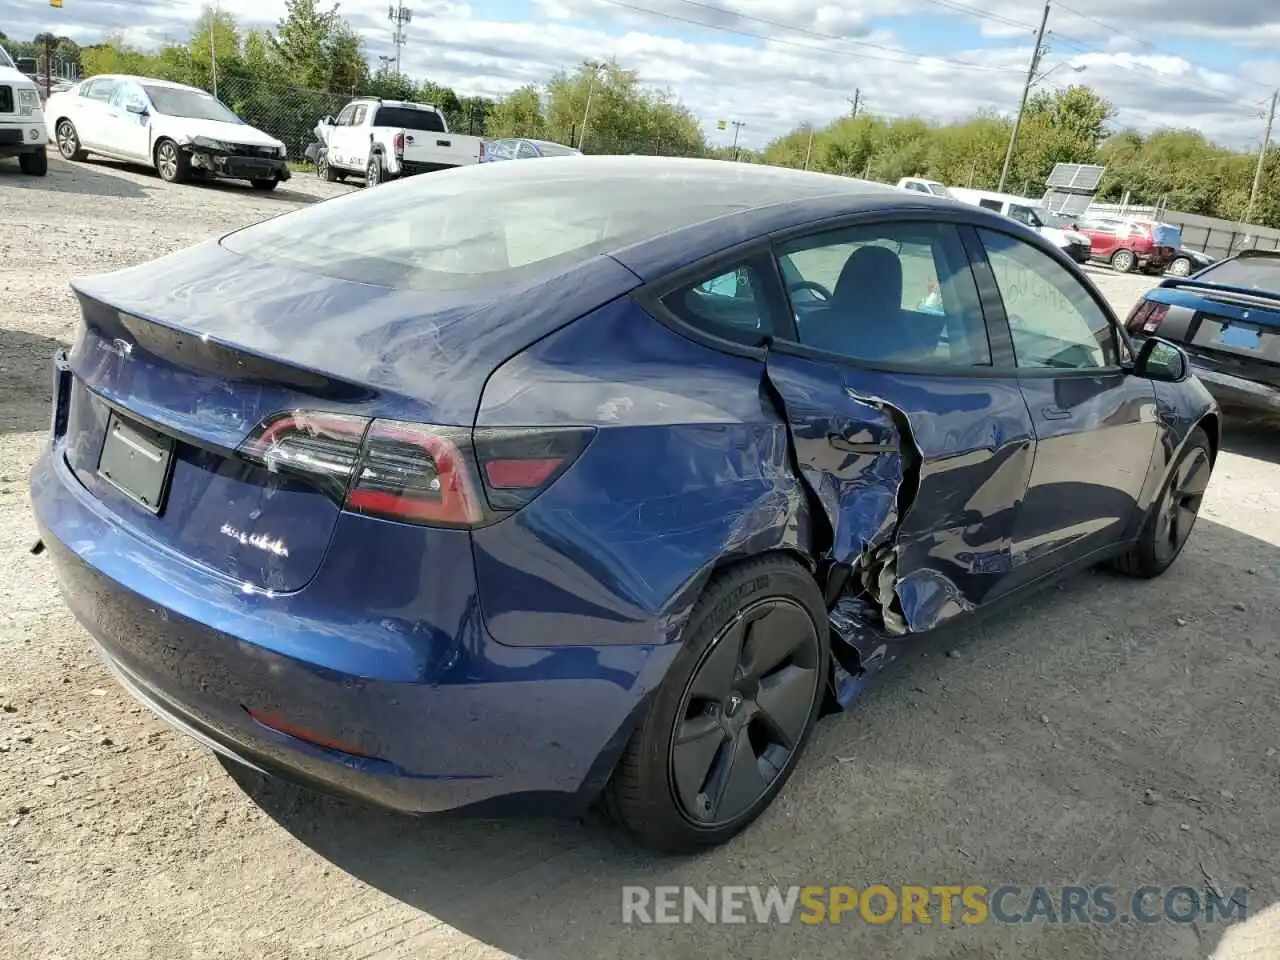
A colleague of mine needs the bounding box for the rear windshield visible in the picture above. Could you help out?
[221,157,877,291]
[1195,254,1280,292]
[373,106,446,132]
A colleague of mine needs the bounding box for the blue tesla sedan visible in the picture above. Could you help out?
[30,157,1218,853]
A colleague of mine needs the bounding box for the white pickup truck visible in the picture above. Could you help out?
[313,98,484,186]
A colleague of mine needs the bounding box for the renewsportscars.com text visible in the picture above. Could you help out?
[621,884,1248,926]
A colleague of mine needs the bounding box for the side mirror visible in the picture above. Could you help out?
[321,115,336,126]
[1133,336,1189,382]
[126,101,148,115]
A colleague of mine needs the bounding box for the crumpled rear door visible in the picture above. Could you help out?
[764,344,1036,653]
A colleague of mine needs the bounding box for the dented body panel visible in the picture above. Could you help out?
[764,346,1036,663]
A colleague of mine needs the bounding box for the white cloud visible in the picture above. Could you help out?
[1,0,1276,149]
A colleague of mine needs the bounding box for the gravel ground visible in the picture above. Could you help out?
[2,156,1278,960]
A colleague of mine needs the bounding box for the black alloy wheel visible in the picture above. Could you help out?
[670,597,823,827]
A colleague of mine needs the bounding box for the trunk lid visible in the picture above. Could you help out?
[61,239,637,591]
[1149,280,1280,388]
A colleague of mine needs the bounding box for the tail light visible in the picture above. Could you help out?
[1125,300,1169,335]
[394,131,404,158]
[239,413,592,528]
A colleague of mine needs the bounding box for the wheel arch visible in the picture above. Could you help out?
[1197,411,1220,465]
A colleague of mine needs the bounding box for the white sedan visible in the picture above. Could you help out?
[44,75,291,190]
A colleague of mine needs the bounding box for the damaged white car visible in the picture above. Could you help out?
[44,75,290,190]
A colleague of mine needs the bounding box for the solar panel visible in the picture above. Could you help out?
[1041,190,1094,215]
[1044,163,1106,191]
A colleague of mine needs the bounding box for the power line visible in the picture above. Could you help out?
[592,0,1023,73]
[914,0,1041,33]
[1054,0,1275,92]
[656,0,1018,72]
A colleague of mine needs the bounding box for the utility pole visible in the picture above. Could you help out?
[848,88,861,119]
[802,123,815,171]
[729,120,745,161]
[1246,89,1279,227]
[210,0,219,99]
[579,60,605,151]
[998,0,1050,193]
[388,2,413,77]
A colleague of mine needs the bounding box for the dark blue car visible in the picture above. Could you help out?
[30,157,1219,853]
[1126,248,1280,423]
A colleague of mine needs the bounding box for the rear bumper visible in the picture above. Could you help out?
[1191,364,1280,419]
[30,442,670,816]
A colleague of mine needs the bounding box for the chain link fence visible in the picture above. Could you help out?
[205,75,706,164]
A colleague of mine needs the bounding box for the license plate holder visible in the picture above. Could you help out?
[1218,323,1262,351]
[97,412,175,514]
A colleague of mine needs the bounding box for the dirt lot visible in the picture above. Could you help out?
[1,157,1278,960]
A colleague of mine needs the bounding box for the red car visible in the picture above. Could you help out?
[1073,216,1179,274]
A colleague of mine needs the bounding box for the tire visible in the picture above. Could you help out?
[317,151,336,182]
[366,153,383,187]
[1168,257,1192,277]
[154,138,190,184]
[55,119,86,161]
[19,148,48,176]
[603,555,829,853]
[1111,248,1137,273]
[1113,427,1212,579]
[250,178,279,191]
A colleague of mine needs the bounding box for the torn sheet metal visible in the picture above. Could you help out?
[764,350,993,666]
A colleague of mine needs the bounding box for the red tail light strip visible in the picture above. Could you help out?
[238,412,594,528]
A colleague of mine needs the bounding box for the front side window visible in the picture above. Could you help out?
[776,221,991,366]
[1008,204,1043,227]
[109,82,146,111]
[660,263,772,346]
[335,105,355,126]
[979,228,1119,370]
[517,142,540,159]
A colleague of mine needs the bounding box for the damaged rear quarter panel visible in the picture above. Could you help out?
[471,299,813,649]
[764,345,1035,657]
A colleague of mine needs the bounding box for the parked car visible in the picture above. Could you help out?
[30,157,1218,854]
[481,137,581,161]
[315,98,484,185]
[1074,215,1179,274]
[896,176,953,198]
[949,188,1092,263]
[44,75,290,189]
[0,43,48,176]
[1167,247,1216,277]
[1126,248,1280,423]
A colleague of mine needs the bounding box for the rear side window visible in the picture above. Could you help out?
[661,263,773,346]
[1196,254,1280,292]
[373,106,446,132]
[776,221,991,366]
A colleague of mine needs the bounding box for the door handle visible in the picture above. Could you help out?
[1041,406,1072,420]
[405,135,414,143]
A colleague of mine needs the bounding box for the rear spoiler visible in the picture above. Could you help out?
[1159,275,1280,311]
